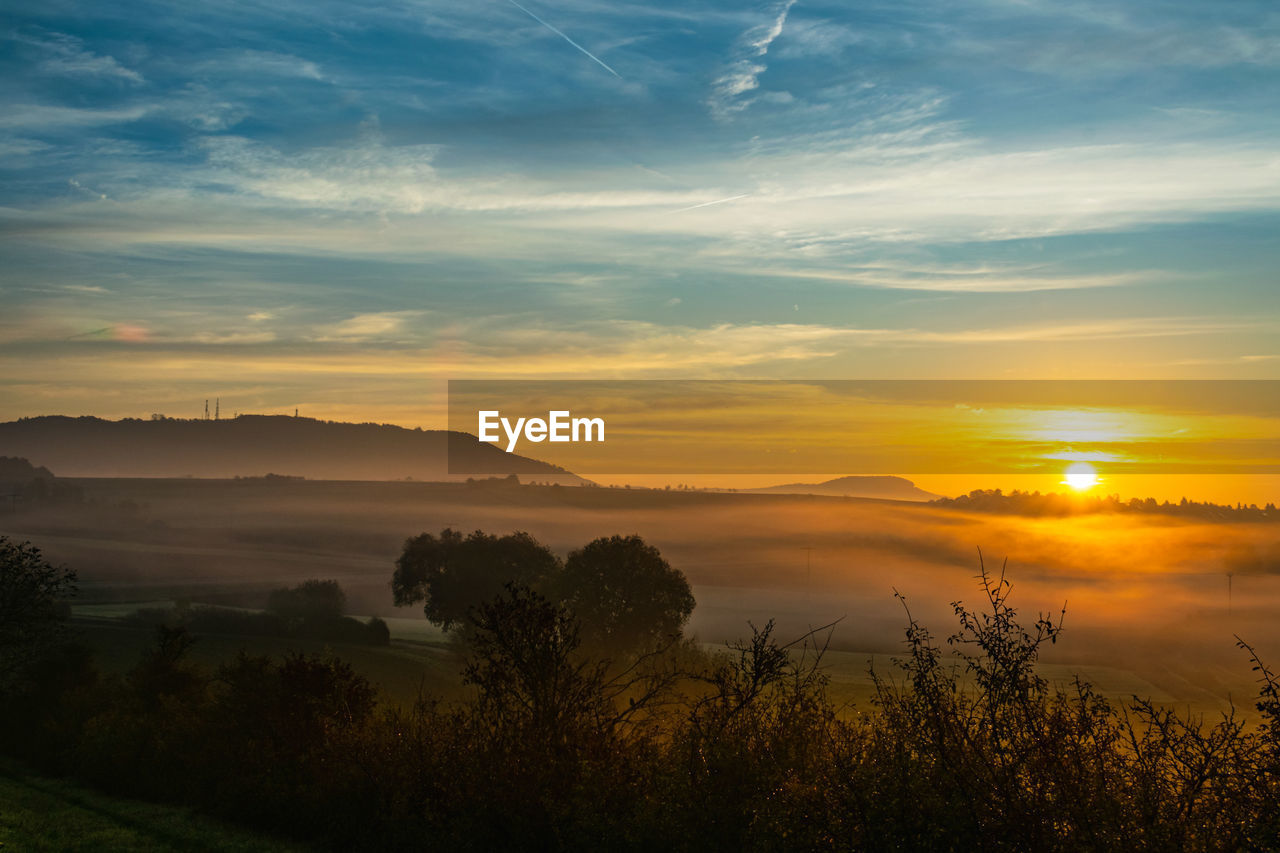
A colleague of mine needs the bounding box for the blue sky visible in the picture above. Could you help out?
[2,0,1279,424]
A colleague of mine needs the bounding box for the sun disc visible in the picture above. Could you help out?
[1063,462,1099,491]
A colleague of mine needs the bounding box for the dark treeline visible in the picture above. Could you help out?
[126,579,391,647]
[3,537,1280,850]
[0,455,83,508]
[935,488,1280,522]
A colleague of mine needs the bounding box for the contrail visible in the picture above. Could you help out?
[507,0,621,78]
[675,194,750,212]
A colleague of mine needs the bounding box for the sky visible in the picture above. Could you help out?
[2,0,1279,435]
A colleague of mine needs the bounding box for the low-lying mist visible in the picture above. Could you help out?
[5,477,1277,713]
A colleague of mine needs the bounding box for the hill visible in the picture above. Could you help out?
[747,475,939,502]
[0,456,54,483]
[0,416,586,483]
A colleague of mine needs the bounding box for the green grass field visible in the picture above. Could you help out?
[0,760,305,852]
[71,607,1201,714]
[71,617,468,708]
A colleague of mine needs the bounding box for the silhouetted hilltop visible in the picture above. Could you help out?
[0,456,54,482]
[0,416,586,483]
[748,475,939,502]
[0,454,83,505]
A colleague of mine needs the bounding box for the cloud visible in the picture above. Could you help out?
[972,0,1280,73]
[750,266,1159,293]
[196,50,326,81]
[19,33,145,84]
[188,135,719,216]
[68,178,107,200]
[313,311,426,342]
[0,104,151,130]
[709,0,797,118]
[198,135,442,215]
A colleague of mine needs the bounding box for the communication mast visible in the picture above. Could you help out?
[204,399,209,420]
[215,398,220,420]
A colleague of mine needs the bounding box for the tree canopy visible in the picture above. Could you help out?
[392,529,696,655]
[392,528,560,630]
[266,579,346,623]
[554,535,695,655]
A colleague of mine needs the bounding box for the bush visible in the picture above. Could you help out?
[266,579,346,622]
[7,551,1280,851]
[0,536,77,694]
[127,598,391,647]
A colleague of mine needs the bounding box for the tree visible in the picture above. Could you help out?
[392,528,560,631]
[266,579,346,623]
[0,536,77,693]
[463,584,609,745]
[554,535,695,656]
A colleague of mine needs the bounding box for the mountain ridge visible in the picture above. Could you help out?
[0,415,585,483]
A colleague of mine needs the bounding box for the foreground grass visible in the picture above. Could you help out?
[0,760,306,852]
[72,618,464,706]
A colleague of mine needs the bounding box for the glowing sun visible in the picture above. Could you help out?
[1062,462,1099,491]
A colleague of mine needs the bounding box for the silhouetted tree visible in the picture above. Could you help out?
[464,585,609,744]
[392,528,560,630]
[554,535,695,656]
[0,536,76,694]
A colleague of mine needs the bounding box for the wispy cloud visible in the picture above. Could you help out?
[2,0,1278,419]
[751,267,1160,293]
[313,311,426,342]
[0,104,151,130]
[197,50,326,81]
[18,32,145,84]
[198,135,442,215]
[709,0,797,118]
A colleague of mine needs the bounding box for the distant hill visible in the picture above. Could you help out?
[748,475,939,502]
[0,454,83,504]
[0,456,54,482]
[0,416,587,483]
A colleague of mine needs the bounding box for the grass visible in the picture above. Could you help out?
[0,759,305,852]
[72,610,1191,714]
[72,618,466,707]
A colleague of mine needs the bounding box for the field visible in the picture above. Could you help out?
[5,476,1280,715]
[0,759,302,852]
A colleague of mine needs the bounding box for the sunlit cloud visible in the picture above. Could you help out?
[313,311,426,342]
